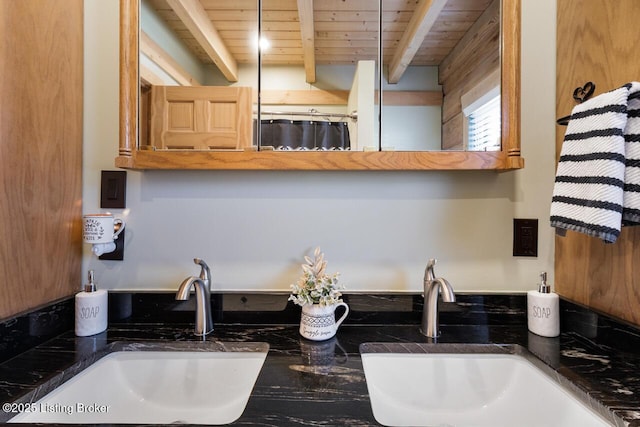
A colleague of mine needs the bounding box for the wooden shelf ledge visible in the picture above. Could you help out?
[115,150,523,171]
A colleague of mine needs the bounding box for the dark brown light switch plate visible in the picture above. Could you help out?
[100,170,127,209]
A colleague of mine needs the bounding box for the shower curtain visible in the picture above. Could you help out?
[254,119,351,150]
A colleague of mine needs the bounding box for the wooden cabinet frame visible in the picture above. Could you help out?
[117,0,522,171]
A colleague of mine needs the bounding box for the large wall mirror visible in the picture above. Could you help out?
[118,0,522,170]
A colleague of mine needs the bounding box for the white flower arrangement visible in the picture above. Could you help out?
[289,247,344,307]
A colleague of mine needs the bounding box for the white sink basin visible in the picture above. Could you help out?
[360,344,613,427]
[9,342,268,425]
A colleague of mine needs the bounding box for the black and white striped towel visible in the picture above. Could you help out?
[550,82,640,243]
[623,82,640,224]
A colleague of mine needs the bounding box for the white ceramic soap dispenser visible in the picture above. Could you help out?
[75,270,108,336]
[527,272,559,337]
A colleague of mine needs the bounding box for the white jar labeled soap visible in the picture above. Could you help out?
[75,270,108,336]
[527,272,559,337]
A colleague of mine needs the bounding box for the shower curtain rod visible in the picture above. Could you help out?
[256,110,358,120]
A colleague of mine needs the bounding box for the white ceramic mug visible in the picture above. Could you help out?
[82,214,125,244]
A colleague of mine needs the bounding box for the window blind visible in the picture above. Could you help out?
[467,95,501,151]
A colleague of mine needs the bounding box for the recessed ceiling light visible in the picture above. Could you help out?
[258,36,270,51]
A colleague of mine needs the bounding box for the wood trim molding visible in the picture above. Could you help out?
[501,0,521,165]
[119,0,139,158]
[261,89,349,105]
[260,90,442,106]
[381,91,442,106]
[116,149,510,171]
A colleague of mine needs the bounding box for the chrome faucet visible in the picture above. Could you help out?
[175,258,214,337]
[421,259,456,338]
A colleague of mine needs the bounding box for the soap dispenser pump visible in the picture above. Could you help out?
[75,270,108,336]
[527,272,559,337]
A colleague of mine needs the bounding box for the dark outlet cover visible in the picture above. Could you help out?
[513,218,538,257]
[101,171,127,209]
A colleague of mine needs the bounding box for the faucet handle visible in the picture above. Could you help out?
[193,258,211,285]
[424,258,437,283]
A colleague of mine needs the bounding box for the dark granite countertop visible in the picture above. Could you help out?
[0,293,639,426]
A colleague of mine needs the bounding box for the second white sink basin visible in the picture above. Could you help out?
[9,342,268,425]
[360,343,613,427]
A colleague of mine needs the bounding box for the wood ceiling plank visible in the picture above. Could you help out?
[150,0,492,69]
[438,0,499,84]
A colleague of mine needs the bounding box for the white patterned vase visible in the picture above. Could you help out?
[299,302,349,341]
